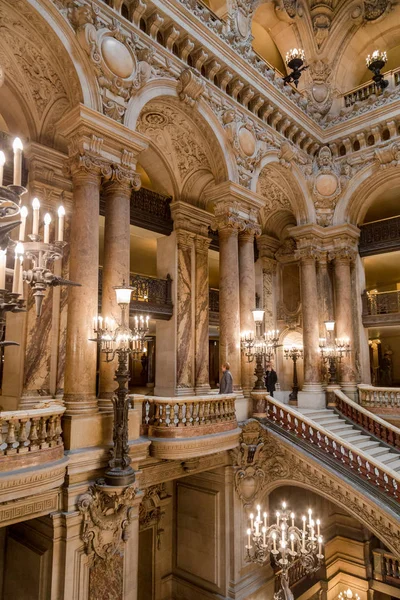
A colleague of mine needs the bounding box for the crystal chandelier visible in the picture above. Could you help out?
[283,48,308,88]
[0,137,77,324]
[338,589,360,600]
[92,281,149,486]
[245,502,324,600]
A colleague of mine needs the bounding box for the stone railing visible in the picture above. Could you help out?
[265,395,400,504]
[359,216,400,257]
[0,406,65,471]
[131,394,237,438]
[334,389,400,450]
[343,66,400,107]
[373,549,400,586]
[359,384,400,411]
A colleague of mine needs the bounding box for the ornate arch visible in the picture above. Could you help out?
[255,159,313,239]
[334,163,400,225]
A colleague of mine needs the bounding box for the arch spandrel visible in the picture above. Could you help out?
[133,91,237,207]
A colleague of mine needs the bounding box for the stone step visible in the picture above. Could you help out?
[364,446,393,459]
[324,423,355,433]
[297,409,334,418]
[376,452,400,465]
[350,439,381,450]
[312,417,344,426]
[389,460,400,472]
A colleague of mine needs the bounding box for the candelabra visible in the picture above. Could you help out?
[241,308,280,390]
[245,502,323,600]
[338,590,360,600]
[283,48,308,88]
[319,321,351,385]
[92,281,149,486]
[284,345,303,403]
[366,49,389,91]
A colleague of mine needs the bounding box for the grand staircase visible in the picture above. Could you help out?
[296,407,400,474]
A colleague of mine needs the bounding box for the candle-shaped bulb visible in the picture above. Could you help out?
[0,248,6,290]
[57,205,65,241]
[58,205,65,217]
[32,197,40,236]
[32,197,40,210]
[0,150,5,187]
[12,138,23,186]
[19,206,28,242]
[44,213,51,224]
[282,501,287,510]
[44,213,51,244]
[15,242,24,257]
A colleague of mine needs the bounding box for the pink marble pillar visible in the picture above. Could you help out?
[298,250,322,392]
[99,179,131,406]
[239,229,257,395]
[218,226,241,391]
[63,164,102,415]
[316,251,334,335]
[176,231,195,394]
[195,236,211,393]
[332,250,357,393]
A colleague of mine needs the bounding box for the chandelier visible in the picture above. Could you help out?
[0,137,77,326]
[366,49,389,91]
[338,590,360,600]
[319,321,351,385]
[92,281,149,486]
[283,48,308,88]
[246,501,324,600]
[241,308,280,390]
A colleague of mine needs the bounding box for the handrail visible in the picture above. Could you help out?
[264,395,400,503]
[358,384,400,410]
[131,393,237,438]
[0,406,65,461]
[373,548,400,585]
[335,389,400,450]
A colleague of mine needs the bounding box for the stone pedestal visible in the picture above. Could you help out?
[99,178,132,409]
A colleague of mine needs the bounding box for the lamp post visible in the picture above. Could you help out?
[283,48,308,88]
[92,281,149,486]
[245,501,324,600]
[284,345,303,403]
[319,320,351,385]
[366,50,389,91]
[241,308,280,390]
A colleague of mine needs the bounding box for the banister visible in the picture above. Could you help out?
[264,395,400,502]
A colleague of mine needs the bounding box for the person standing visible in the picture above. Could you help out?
[265,363,277,397]
[219,362,233,393]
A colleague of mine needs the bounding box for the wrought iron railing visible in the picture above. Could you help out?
[359,216,400,257]
[209,288,219,313]
[362,290,400,316]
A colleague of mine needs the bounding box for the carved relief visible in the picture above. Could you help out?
[78,482,137,564]
[139,484,171,549]
[178,68,205,107]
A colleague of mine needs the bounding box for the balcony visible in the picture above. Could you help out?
[361,290,400,326]
[343,66,400,108]
[209,288,220,326]
[0,406,67,527]
[131,393,240,460]
[359,216,400,257]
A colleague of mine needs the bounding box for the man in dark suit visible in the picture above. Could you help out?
[265,363,278,397]
[219,362,233,393]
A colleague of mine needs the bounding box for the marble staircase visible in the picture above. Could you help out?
[296,407,400,473]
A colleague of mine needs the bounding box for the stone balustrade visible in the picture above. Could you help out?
[264,395,400,504]
[358,384,400,411]
[343,66,400,107]
[0,405,65,471]
[335,389,400,450]
[373,549,400,586]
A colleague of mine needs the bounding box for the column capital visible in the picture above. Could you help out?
[294,245,319,264]
[239,222,261,241]
[328,247,357,263]
[257,234,281,260]
[176,229,195,249]
[170,201,213,237]
[195,235,211,254]
[262,257,277,274]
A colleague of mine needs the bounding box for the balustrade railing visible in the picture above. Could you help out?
[209,288,220,313]
[0,406,65,471]
[362,290,400,317]
[343,66,400,107]
[359,216,400,257]
[131,394,237,438]
[358,384,400,410]
[265,395,400,503]
[335,389,400,450]
[373,549,400,586]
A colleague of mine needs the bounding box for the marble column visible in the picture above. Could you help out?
[218,225,241,392]
[194,235,211,393]
[262,257,277,332]
[63,161,102,415]
[99,178,132,407]
[176,231,195,394]
[239,228,257,395]
[317,251,334,334]
[332,249,357,395]
[297,249,323,397]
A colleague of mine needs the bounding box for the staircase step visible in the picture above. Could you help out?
[364,447,392,458]
[390,460,400,472]
[324,423,354,433]
[312,417,344,426]
[297,409,334,418]
[350,439,381,450]
[376,452,400,465]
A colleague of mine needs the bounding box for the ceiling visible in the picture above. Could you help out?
[363,186,400,223]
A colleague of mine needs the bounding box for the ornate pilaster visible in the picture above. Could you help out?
[99,169,141,408]
[195,235,212,393]
[176,230,196,394]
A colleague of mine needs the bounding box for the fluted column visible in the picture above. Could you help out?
[195,235,211,393]
[239,227,259,395]
[63,160,104,415]
[218,225,241,391]
[99,173,139,407]
[331,249,357,395]
[296,248,323,394]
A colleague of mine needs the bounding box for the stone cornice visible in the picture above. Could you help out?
[289,223,360,254]
[205,181,265,213]
[170,200,213,237]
